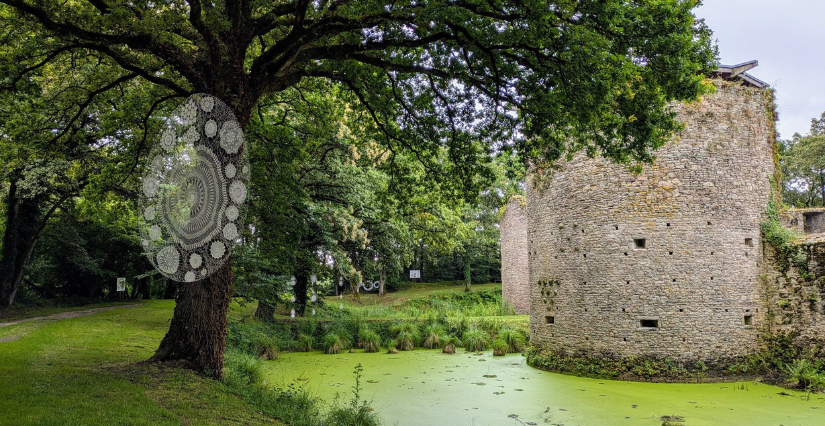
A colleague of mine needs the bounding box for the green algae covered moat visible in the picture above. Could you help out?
[265,349,825,426]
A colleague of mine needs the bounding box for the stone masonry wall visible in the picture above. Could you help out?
[528,80,777,361]
[501,196,530,314]
[761,240,825,346]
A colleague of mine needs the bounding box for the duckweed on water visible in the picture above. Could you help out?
[264,349,825,426]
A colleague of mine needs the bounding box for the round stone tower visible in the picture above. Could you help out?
[528,66,777,361]
[501,196,530,314]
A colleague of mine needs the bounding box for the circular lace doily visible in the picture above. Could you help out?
[139,94,249,282]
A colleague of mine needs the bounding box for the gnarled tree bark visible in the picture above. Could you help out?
[149,259,234,378]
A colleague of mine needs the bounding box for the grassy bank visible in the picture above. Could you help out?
[229,284,528,358]
[0,300,380,425]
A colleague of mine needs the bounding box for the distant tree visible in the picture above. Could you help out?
[782,132,825,208]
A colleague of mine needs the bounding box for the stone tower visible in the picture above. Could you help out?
[501,196,530,314]
[527,62,778,361]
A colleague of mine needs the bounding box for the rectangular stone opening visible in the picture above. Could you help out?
[640,319,659,328]
[545,316,555,325]
[744,315,753,326]
[745,238,753,246]
[634,238,646,249]
[804,212,825,233]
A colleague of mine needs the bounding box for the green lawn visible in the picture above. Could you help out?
[0,300,281,426]
[0,283,514,425]
[0,301,133,323]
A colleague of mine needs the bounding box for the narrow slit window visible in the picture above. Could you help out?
[634,238,646,249]
[640,319,659,328]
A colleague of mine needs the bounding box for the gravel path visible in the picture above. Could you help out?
[0,304,140,329]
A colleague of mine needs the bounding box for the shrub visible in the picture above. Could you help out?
[492,339,507,356]
[497,327,526,353]
[295,333,314,352]
[224,349,266,385]
[227,321,280,359]
[442,335,460,354]
[422,323,446,349]
[396,331,416,351]
[391,323,420,351]
[359,328,381,353]
[385,338,398,354]
[324,364,381,426]
[462,328,489,352]
[784,359,819,389]
[322,332,350,354]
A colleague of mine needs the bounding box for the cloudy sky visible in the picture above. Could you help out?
[695,1,825,139]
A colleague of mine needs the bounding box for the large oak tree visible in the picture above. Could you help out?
[0,0,716,377]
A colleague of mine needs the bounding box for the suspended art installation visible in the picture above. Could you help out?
[139,94,249,282]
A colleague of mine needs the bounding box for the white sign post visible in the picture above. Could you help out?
[409,270,421,279]
[116,277,126,292]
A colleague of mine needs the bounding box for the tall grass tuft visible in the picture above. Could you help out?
[422,323,446,349]
[442,335,460,354]
[322,332,350,354]
[358,327,381,353]
[462,328,489,352]
[385,338,398,354]
[295,333,314,352]
[496,326,526,353]
[391,323,420,351]
[492,338,507,356]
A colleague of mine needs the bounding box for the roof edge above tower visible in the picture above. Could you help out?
[712,60,768,89]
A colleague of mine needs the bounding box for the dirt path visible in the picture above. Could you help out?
[0,304,140,329]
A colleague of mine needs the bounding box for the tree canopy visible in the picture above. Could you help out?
[0,0,718,376]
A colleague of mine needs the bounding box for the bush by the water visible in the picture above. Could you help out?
[526,330,825,388]
[358,328,381,353]
[462,328,489,352]
[496,326,526,353]
[442,335,460,354]
[391,323,420,351]
[223,351,380,426]
[322,332,351,354]
[422,323,446,349]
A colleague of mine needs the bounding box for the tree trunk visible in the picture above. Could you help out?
[254,301,276,322]
[149,97,253,378]
[464,256,472,292]
[149,260,234,378]
[378,265,386,296]
[0,176,41,307]
[293,263,309,316]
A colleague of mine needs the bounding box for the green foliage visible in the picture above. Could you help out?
[761,197,802,269]
[226,321,282,360]
[461,328,490,352]
[295,333,315,352]
[496,327,526,353]
[224,349,266,386]
[392,322,421,351]
[324,364,381,426]
[358,328,381,353]
[442,335,460,354]
[783,359,825,390]
[781,120,825,207]
[422,323,446,349]
[525,347,692,380]
[322,332,351,355]
[492,338,507,356]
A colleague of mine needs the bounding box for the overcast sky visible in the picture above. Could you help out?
[695,1,825,139]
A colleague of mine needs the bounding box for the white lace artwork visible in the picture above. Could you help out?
[138,94,249,282]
